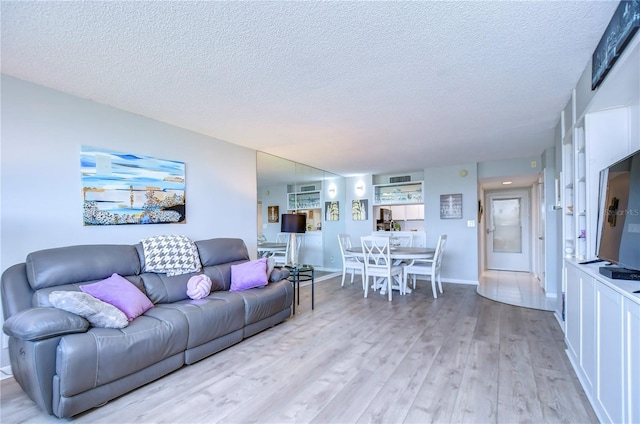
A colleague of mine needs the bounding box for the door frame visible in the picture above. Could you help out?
[484,188,532,272]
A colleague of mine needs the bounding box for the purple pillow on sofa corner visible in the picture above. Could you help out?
[81,273,154,321]
[230,258,268,292]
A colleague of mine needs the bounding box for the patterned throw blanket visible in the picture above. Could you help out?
[141,235,202,276]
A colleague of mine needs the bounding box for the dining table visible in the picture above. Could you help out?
[257,242,287,258]
[345,246,435,295]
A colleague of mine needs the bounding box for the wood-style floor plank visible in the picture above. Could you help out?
[0,276,598,424]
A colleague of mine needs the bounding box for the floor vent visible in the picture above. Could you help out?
[390,176,411,183]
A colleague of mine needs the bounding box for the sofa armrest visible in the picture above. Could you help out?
[3,307,89,341]
[269,267,290,282]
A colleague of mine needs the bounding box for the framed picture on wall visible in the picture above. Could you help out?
[268,206,279,223]
[352,199,368,221]
[325,201,339,221]
[81,146,186,226]
[440,194,462,219]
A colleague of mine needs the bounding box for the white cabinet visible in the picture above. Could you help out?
[288,191,320,210]
[389,205,424,221]
[405,204,424,220]
[565,264,582,361]
[595,283,623,424]
[564,261,639,424]
[373,181,423,205]
[623,299,640,424]
[390,205,405,220]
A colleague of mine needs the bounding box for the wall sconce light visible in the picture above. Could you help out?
[328,183,337,199]
[355,181,365,197]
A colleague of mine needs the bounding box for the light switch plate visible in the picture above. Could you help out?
[467,220,475,227]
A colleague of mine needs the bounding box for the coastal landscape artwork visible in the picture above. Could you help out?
[81,146,186,225]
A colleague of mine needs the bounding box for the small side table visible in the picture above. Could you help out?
[286,264,314,314]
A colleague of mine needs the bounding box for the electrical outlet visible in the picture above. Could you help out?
[330,256,334,263]
[467,220,475,228]
[629,223,640,233]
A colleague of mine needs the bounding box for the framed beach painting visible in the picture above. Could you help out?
[81,146,186,225]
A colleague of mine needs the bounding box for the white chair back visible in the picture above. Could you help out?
[361,236,392,270]
[337,234,364,287]
[390,234,413,248]
[433,235,447,273]
[338,233,353,254]
[361,236,404,301]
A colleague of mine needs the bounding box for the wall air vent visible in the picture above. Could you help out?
[300,185,317,192]
[390,176,411,183]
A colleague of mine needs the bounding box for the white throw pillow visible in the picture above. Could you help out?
[49,291,129,329]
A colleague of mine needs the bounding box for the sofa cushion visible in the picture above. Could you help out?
[230,259,268,292]
[269,267,290,282]
[55,307,189,397]
[81,274,154,321]
[157,292,245,350]
[196,238,250,267]
[233,279,294,325]
[49,291,129,329]
[25,244,140,290]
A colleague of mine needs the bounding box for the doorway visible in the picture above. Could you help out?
[485,189,531,272]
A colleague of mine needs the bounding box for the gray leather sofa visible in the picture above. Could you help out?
[1,238,293,418]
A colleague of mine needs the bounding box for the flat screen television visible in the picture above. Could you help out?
[595,148,640,279]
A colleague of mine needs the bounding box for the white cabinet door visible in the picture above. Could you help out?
[624,299,640,424]
[391,206,405,220]
[405,204,424,220]
[581,275,596,393]
[565,264,581,362]
[596,283,624,424]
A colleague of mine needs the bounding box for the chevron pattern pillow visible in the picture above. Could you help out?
[141,235,202,276]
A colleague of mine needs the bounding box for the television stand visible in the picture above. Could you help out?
[599,266,640,280]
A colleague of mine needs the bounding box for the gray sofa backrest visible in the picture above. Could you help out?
[1,238,251,319]
[26,245,141,290]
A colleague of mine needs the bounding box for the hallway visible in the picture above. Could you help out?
[477,270,556,311]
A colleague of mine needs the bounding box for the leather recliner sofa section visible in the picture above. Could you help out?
[1,238,293,418]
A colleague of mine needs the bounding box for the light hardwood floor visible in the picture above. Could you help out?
[1,276,596,423]
[477,270,556,312]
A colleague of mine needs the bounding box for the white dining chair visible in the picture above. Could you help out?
[390,234,413,248]
[361,236,404,301]
[338,234,365,288]
[272,233,301,266]
[402,235,447,298]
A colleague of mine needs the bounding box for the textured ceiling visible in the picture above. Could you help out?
[1,1,619,177]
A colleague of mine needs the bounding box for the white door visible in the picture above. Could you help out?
[486,189,530,271]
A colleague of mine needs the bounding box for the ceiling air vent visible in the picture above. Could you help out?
[390,176,411,183]
[300,185,317,192]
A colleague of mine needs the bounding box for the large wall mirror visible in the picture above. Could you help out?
[257,152,345,271]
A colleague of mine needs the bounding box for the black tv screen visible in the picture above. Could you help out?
[596,149,640,272]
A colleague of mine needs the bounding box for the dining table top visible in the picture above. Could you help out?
[345,246,435,260]
[257,242,287,251]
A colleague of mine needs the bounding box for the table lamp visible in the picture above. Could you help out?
[281,213,306,266]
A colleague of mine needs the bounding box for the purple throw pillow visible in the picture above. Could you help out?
[81,273,154,321]
[230,258,268,292]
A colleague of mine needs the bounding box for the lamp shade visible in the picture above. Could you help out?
[281,214,306,233]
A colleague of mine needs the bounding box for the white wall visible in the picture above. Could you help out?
[1,76,258,368]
